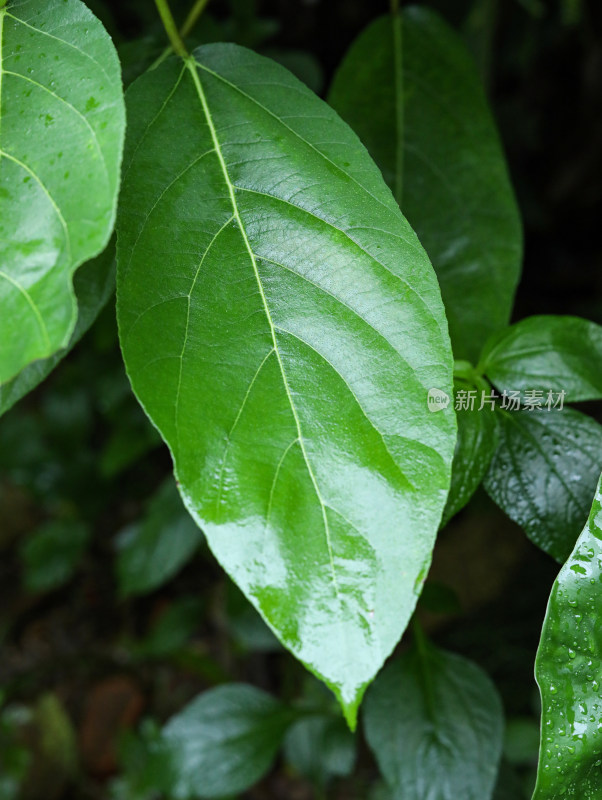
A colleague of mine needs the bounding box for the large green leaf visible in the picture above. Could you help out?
[484,409,602,562]
[159,684,295,799]
[0,0,125,383]
[0,244,115,417]
[442,385,499,527]
[363,640,504,799]
[481,315,602,403]
[533,474,602,800]
[328,6,522,363]
[116,44,455,724]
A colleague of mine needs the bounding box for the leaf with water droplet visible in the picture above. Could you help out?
[534,473,602,798]
[484,409,602,561]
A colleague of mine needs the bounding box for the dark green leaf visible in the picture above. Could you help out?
[0,244,115,417]
[533,473,602,800]
[284,715,356,786]
[0,0,125,383]
[484,409,602,561]
[116,479,203,597]
[116,45,455,723]
[442,393,499,526]
[364,640,504,800]
[329,6,522,362]
[481,315,602,403]
[160,684,295,799]
[20,519,89,592]
[132,597,203,659]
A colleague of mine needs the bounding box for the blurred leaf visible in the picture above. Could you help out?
[329,5,522,362]
[484,409,602,561]
[111,719,164,800]
[0,702,31,800]
[481,315,602,403]
[132,598,203,660]
[284,714,356,787]
[533,473,602,799]
[364,637,504,800]
[116,479,203,597]
[159,684,296,798]
[20,520,89,592]
[226,582,280,653]
[503,717,540,766]
[99,404,162,478]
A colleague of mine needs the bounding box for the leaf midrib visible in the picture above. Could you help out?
[185,58,342,601]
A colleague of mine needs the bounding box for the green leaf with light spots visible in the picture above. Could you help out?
[116,44,455,726]
[534,473,602,799]
[0,0,125,384]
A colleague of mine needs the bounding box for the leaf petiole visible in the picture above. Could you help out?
[154,0,188,59]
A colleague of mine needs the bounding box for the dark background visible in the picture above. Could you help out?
[1,1,601,798]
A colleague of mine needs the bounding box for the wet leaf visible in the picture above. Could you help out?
[0,244,115,418]
[481,315,602,403]
[0,0,125,383]
[484,408,602,561]
[116,44,455,723]
[534,473,602,799]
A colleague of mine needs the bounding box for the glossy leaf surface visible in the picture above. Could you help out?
[442,390,499,526]
[534,474,602,799]
[484,409,602,562]
[481,315,602,402]
[364,641,504,799]
[116,478,204,598]
[0,245,115,417]
[116,45,455,722]
[0,0,125,383]
[328,6,522,362]
[160,684,294,798]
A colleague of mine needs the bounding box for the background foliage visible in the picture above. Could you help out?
[1,0,601,798]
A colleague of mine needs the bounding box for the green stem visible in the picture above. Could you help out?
[181,0,211,39]
[0,1,7,10]
[154,0,188,59]
[390,0,400,13]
